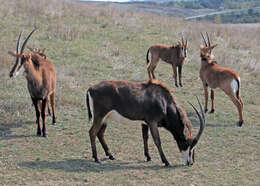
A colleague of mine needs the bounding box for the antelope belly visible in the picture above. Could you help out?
[103,110,144,125]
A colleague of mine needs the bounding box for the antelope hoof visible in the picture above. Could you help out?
[237,120,244,127]
[146,157,152,162]
[109,155,115,160]
[209,109,215,114]
[37,132,41,137]
[42,134,48,138]
[175,83,179,87]
[94,158,101,164]
[52,122,56,125]
[204,109,208,113]
[179,83,183,87]
[164,162,170,167]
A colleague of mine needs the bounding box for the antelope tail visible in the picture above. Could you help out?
[146,48,150,64]
[86,90,92,122]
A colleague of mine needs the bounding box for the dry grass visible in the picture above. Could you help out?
[0,0,260,185]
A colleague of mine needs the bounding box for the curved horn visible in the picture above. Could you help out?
[20,28,37,54]
[188,96,206,148]
[200,32,207,47]
[16,31,23,54]
[206,32,211,47]
[181,35,185,46]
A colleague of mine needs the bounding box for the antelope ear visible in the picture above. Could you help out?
[42,48,46,55]
[8,51,17,57]
[178,40,182,45]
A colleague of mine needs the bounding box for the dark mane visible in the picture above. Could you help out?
[148,79,192,133]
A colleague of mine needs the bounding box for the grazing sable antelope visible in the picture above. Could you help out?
[146,37,188,87]
[86,79,205,166]
[200,32,244,127]
[9,29,57,137]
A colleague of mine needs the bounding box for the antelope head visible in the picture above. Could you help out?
[177,36,188,59]
[181,97,205,166]
[8,28,37,78]
[200,32,217,62]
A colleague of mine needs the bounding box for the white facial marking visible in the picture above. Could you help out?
[181,49,185,57]
[102,110,143,125]
[210,54,215,59]
[181,147,190,165]
[13,71,21,78]
[231,79,238,94]
[87,91,94,122]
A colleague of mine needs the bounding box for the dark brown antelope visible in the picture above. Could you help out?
[9,29,57,137]
[200,32,244,127]
[146,37,188,87]
[86,79,205,166]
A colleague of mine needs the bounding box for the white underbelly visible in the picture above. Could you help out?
[103,110,145,125]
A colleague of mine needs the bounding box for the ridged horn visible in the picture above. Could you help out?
[16,31,23,54]
[20,28,37,54]
[200,32,208,47]
[206,32,211,47]
[188,96,206,148]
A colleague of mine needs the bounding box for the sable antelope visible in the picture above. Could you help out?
[146,37,188,87]
[27,46,51,115]
[200,32,244,127]
[9,29,57,137]
[86,79,205,166]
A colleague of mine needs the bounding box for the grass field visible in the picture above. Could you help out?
[0,0,260,185]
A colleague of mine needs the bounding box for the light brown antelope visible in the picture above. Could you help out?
[200,32,244,127]
[9,29,57,137]
[146,37,188,87]
[86,79,205,166]
[27,46,51,116]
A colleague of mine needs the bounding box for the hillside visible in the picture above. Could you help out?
[0,0,260,185]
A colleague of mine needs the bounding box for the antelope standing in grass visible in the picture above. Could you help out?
[146,37,188,87]
[86,79,205,166]
[200,32,244,127]
[28,46,51,115]
[9,29,57,137]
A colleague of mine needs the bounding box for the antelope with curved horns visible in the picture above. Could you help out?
[86,79,205,166]
[27,46,52,116]
[9,29,57,137]
[200,32,244,127]
[146,36,188,87]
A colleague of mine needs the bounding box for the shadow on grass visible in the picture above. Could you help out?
[0,121,38,140]
[19,158,185,173]
[0,122,23,139]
